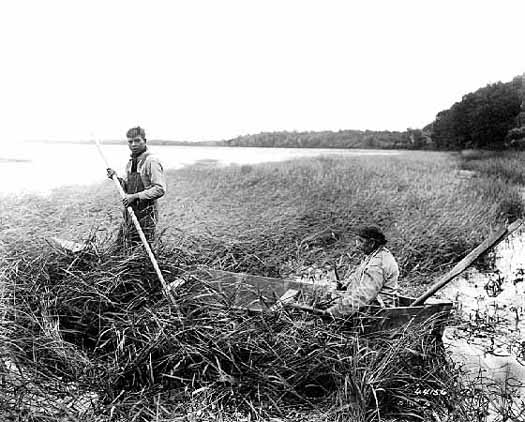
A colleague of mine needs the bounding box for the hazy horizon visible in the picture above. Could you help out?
[0,143,401,195]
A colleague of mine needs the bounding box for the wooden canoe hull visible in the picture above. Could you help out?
[49,237,453,335]
[204,268,453,335]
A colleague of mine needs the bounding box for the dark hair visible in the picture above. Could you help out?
[126,126,146,141]
[356,225,387,246]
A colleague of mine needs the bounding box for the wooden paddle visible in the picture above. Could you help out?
[410,218,523,306]
[94,139,177,305]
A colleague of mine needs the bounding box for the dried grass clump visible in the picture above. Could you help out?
[2,242,467,421]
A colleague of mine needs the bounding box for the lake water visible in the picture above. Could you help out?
[437,227,525,419]
[0,143,399,195]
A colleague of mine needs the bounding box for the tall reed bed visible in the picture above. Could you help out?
[2,242,477,421]
[2,152,519,285]
[460,149,525,185]
[161,152,522,285]
[1,151,522,420]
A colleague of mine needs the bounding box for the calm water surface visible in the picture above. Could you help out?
[438,227,525,419]
[0,143,399,195]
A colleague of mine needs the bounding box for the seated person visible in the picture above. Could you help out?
[326,225,399,317]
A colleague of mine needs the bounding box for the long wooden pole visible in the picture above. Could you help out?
[94,139,176,305]
[410,218,523,306]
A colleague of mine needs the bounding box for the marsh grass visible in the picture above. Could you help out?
[2,242,482,421]
[2,153,521,287]
[2,151,524,420]
[160,153,523,287]
[460,150,525,185]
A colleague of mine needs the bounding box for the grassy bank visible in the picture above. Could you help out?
[1,151,524,421]
[459,149,525,185]
[2,151,522,287]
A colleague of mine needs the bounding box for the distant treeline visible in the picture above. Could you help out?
[28,132,430,150]
[430,75,524,150]
[28,74,525,151]
[219,129,430,150]
[221,75,525,151]
[219,74,525,150]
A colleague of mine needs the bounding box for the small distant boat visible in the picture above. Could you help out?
[0,157,32,163]
[204,269,453,337]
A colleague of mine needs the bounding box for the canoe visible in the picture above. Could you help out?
[47,237,453,336]
[203,268,453,337]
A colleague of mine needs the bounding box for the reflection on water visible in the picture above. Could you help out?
[0,143,400,195]
[437,227,525,419]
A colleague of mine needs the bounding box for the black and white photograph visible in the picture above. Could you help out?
[1,1,524,421]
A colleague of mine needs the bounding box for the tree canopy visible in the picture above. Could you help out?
[221,129,424,149]
[431,79,522,150]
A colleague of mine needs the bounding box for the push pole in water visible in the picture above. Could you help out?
[410,218,524,307]
[94,138,176,305]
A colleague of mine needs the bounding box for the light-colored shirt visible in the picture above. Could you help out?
[328,246,399,316]
[123,148,166,201]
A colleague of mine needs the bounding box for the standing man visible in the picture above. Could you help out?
[107,126,166,247]
[327,225,399,317]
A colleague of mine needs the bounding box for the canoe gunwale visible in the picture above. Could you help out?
[205,268,454,334]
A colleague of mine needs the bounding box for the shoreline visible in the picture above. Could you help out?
[0,145,409,197]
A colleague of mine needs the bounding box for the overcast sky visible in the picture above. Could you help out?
[1,0,524,143]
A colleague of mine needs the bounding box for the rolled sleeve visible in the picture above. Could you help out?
[137,158,166,200]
